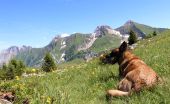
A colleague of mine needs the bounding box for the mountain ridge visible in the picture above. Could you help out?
[0,20,169,66]
[14,27,121,66]
[116,20,169,38]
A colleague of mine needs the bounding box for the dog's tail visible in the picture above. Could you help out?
[107,90,129,96]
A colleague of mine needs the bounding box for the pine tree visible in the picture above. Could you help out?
[128,30,137,45]
[42,52,57,72]
[153,31,157,36]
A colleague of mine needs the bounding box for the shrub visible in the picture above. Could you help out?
[153,31,157,36]
[145,34,153,39]
[0,64,7,80]
[0,59,25,80]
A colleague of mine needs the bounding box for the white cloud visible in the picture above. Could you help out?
[61,33,70,37]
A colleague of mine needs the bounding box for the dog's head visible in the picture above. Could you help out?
[100,41,128,64]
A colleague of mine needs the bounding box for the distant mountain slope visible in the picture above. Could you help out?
[15,26,121,67]
[16,47,46,67]
[116,20,145,38]
[0,46,31,66]
[1,20,169,67]
[90,35,120,53]
[15,33,90,66]
[134,22,169,35]
[116,20,169,38]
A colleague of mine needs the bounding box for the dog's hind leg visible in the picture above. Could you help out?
[107,89,129,96]
[107,78,132,96]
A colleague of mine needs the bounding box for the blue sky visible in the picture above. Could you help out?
[0,0,170,51]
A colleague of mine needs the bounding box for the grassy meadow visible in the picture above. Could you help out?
[0,31,170,104]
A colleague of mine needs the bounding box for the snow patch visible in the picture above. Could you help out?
[120,34,129,43]
[59,51,65,62]
[60,40,67,50]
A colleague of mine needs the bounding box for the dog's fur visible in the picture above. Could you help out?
[100,41,160,96]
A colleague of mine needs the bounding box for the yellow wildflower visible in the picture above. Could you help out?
[15,76,20,80]
[32,68,36,73]
[46,97,51,104]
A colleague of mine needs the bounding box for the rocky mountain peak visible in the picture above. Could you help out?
[124,20,135,26]
[95,25,112,30]
[116,20,146,38]
[94,25,113,34]
[19,45,32,51]
[94,25,121,37]
[6,46,20,54]
[52,35,62,42]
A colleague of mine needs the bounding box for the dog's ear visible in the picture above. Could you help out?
[119,41,127,53]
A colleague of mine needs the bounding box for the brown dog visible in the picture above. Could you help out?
[100,41,160,96]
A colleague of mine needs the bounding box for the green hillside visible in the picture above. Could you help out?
[16,48,46,66]
[15,33,121,66]
[15,33,89,66]
[63,33,90,61]
[134,22,168,35]
[116,20,169,38]
[90,35,121,53]
[1,30,170,104]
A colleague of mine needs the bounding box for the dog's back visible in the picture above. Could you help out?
[118,50,158,92]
